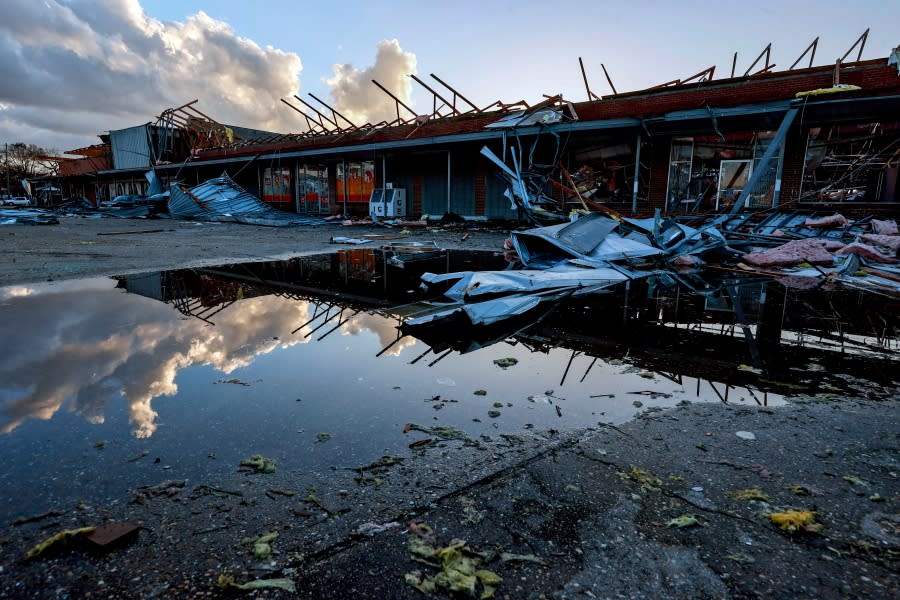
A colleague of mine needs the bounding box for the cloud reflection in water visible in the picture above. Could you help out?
[0,280,399,437]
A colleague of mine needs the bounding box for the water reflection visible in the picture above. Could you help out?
[0,282,319,437]
[1,248,897,442]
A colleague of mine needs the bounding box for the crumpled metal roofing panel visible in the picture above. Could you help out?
[168,173,326,226]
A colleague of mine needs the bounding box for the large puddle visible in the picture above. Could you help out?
[2,249,897,523]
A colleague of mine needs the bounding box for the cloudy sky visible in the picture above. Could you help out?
[0,0,896,152]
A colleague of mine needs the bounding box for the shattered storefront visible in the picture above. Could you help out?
[800,121,900,204]
[665,131,782,213]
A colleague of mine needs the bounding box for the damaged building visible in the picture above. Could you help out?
[57,37,900,222]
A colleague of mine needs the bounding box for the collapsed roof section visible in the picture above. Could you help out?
[168,172,327,226]
[183,30,900,162]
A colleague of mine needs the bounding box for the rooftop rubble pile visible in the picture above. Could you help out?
[403,210,900,331]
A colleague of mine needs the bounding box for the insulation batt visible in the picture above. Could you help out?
[803,213,848,228]
[742,239,836,267]
[835,242,898,263]
[870,219,899,235]
[859,234,900,254]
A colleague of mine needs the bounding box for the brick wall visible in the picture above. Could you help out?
[474,161,486,216]
[648,140,671,212]
[412,175,423,216]
[575,60,900,122]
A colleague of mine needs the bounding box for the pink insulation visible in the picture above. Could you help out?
[742,239,836,267]
[870,219,898,235]
[803,214,848,228]
[860,234,900,254]
[835,243,897,264]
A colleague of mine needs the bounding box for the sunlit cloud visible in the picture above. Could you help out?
[326,39,418,126]
[0,0,302,149]
[0,1,421,151]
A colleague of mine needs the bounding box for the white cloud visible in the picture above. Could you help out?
[326,39,418,126]
[0,2,421,153]
[0,0,303,150]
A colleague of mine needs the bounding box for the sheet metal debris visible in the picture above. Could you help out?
[168,173,327,226]
[404,207,899,334]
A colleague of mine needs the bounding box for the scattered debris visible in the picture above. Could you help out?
[316,433,333,443]
[789,483,826,497]
[404,423,476,444]
[242,531,278,560]
[214,378,252,386]
[768,509,822,534]
[350,455,405,485]
[239,455,276,473]
[330,236,372,245]
[126,450,150,462]
[726,553,756,564]
[84,523,139,550]
[404,522,502,598]
[303,493,341,516]
[493,358,518,369]
[355,521,401,536]
[735,431,757,441]
[618,467,662,492]
[842,475,869,486]
[667,515,700,528]
[23,527,95,560]
[191,484,243,498]
[132,479,186,503]
[500,552,546,565]
[729,488,770,502]
[11,510,65,527]
[216,574,296,592]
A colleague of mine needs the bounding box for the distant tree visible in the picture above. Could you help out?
[4,143,59,178]
[2,142,61,195]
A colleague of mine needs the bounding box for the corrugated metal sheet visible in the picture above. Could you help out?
[168,173,326,226]
[110,125,152,170]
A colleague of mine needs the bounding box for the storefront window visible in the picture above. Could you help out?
[263,167,291,204]
[666,138,694,211]
[297,165,330,214]
[800,123,899,203]
[336,161,375,203]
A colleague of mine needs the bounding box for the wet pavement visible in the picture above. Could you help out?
[1,248,898,598]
